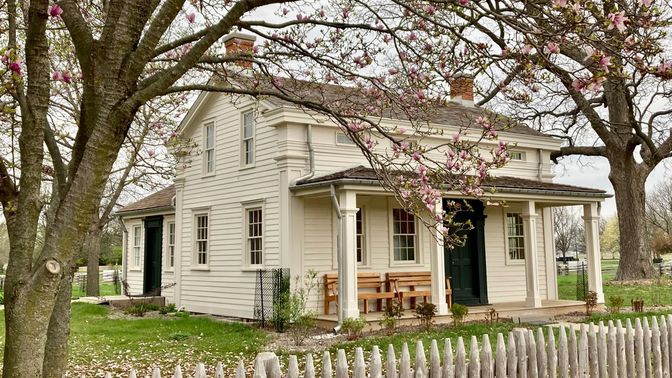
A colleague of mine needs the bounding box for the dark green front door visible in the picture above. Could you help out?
[144,216,163,295]
[444,199,488,305]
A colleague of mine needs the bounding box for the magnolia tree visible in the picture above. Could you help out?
[0,1,514,375]
[402,0,672,279]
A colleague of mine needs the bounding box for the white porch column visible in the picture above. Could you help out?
[339,190,359,319]
[173,177,185,307]
[430,200,449,315]
[583,203,605,303]
[522,201,542,308]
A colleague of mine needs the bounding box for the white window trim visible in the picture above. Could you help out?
[504,211,526,265]
[388,199,421,266]
[202,121,216,177]
[241,200,265,269]
[240,111,256,168]
[165,221,176,272]
[131,225,143,271]
[191,209,211,270]
[356,204,371,268]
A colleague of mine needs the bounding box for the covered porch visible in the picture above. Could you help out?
[291,167,610,321]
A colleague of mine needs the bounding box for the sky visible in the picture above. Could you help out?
[554,156,670,218]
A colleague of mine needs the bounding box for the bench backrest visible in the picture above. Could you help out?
[324,272,384,291]
[386,271,432,287]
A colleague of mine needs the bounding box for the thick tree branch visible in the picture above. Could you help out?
[58,0,94,69]
[551,145,607,163]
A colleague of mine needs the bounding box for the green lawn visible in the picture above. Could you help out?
[70,283,119,299]
[0,303,267,376]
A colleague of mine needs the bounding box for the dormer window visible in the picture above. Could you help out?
[242,111,255,166]
[203,122,215,174]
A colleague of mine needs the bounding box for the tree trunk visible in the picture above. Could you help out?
[85,226,102,297]
[2,260,61,377]
[611,157,656,280]
[42,265,76,377]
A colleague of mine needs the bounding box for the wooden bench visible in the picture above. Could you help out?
[323,272,398,315]
[385,271,452,310]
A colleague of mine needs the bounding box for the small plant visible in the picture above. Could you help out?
[0,291,4,305]
[124,302,160,317]
[608,295,624,314]
[632,298,645,312]
[341,316,367,340]
[485,307,499,324]
[169,332,190,341]
[379,300,404,335]
[415,302,437,331]
[451,303,469,327]
[159,303,177,315]
[274,270,319,346]
[585,291,598,316]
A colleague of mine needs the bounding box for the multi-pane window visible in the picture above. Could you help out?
[246,208,263,265]
[242,112,255,165]
[133,226,142,267]
[506,213,526,260]
[204,122,215,173]
[195,214,209,265]
[509,151,525,161]
[167,222,175,269]
[356,209,365,263]
[392,208,416,262]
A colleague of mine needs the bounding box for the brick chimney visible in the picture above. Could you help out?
[450,73,474,105]
[222,32,256,69]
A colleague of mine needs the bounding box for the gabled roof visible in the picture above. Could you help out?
[117,185,175,215]
[177,73,549,139]
[294,166,609,198]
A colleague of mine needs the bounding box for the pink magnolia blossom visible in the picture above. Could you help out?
[186,12,196,23]
[8,62,21,75]
[607,11,629,33]
[598,55,611,72]
[553,0,568,7]
[639,0,654,7]
[458,0,470,6]
[521,44,533,55]
[49,4,63,18]
[543,41,560,55]
[656,61,672,76]
[582,45,595,58]
[408,32,418,41]
[53,70,72,83]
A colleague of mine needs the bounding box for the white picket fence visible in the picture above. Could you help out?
[111,314,672,377]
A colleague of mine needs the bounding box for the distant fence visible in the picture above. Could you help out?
[110,314,672,377]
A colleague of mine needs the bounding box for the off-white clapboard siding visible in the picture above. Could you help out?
[123,219,144,295]
[307,125,548,180]
[176,93,280,318]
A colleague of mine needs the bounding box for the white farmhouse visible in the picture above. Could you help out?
[118,33,609,323]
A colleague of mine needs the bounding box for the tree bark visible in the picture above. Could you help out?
[42,265,76,377]
[610,155,656,280]
[85,225,102,297]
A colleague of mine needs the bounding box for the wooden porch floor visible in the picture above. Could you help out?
[316,299,586,330]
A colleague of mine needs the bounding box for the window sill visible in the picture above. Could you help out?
[190,266,210,271]
[389,261,422,268]
[129,268,142,272]
[505,259,526,266]
[241,266,264,272]
[239,164,256,171]
[164,268,175,273]
[201,173,216,179]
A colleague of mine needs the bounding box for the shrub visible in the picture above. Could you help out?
[379,300,403,335]
[485,307,499,324]
[585,291,598,316]
[124,302,160,317]
[632,298,645,312]
[341,317,367,340]
[450,303,469,327]
[273,270,319,345]
[415,302,437,331]
[159,303,177,315]
[0,291,4,305]
[608,296,624,314]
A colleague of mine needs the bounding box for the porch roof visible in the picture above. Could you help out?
[116,185,175,216]
[292,166,610,198]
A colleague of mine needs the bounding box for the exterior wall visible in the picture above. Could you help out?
[301,195,555,313]
[293,124,554,181]
[175,93,281,318]
[122,213,175,297]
